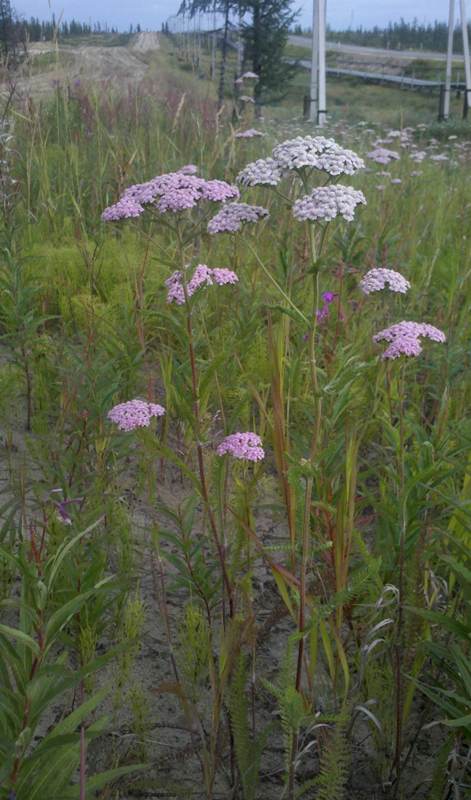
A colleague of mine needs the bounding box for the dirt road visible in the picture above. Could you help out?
[1,32,161,98]
[288,34,465,64]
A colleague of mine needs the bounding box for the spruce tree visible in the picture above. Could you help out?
[239,0,297,109]
[0,0,13,57]
[178,0,240,107]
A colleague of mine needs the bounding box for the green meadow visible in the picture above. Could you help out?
[0,34,469,800]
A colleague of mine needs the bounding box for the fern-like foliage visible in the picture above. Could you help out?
[229,655,269,800]
[313,711,351,800]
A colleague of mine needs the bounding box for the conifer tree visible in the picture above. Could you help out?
[0,0,14,57]
[239,0,297,109]
[179,0,239,107]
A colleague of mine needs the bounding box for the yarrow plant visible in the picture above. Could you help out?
[367,147,401,165]
[102,168,239,221]
[207,202,269,234]
[216,432,265,462]
[93,120,458,800]
[236,135,365,186]
[235,129,265,139]
[292,185,367,223]
[373,321,446,360]
[360,268,411,295]
[271,135,365,176]
[236,157,283,187]
[165,265,238,305]
[108,399,166,431]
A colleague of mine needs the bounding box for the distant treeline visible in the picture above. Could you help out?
[0,0,140,59]
[17,18,141,42]
[292,19,471,53]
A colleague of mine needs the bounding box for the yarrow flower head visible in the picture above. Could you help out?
[360,268,411,295]
[292,185,366,223]
[207,202,269,234]
[165,264,238,305]
[367,147,400,165]
[241,71,259,80]
[108,399,165,431]
[236,135,364,186]
[217,432,265,462]
[373,320,446,360]
[272,136,365,176]
[235,129,265,139]
[102,168,239,221]
[236,157,283,187]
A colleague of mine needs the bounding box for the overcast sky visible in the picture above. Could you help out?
[15,1,467,31]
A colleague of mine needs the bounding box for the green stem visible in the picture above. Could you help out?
[247,241,310,327]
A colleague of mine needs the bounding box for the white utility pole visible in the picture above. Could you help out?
[444,0,455,119]
[318,0,327,125]
[309,0,319,122]
[309,0,327,126]
[460,0,471,112]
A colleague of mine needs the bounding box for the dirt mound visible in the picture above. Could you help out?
[0,34,160,98]
[130,31,160,52]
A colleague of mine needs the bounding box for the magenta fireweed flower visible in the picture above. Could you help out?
[367,147,400,165]
[102,168,239,221]
[165,264,238,305]
[322,291,336,304]
[293,185,366,223]
[108,399,166,431]
[217,432,265,462]
[207,202,269,234]
[315,291,337,323]
[373,321,446,360]
[360,268,411,295]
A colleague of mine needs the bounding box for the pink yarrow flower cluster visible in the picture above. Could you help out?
[207,202,269,234]
[367,147,400,165]
[102,168,239,221]
[217,432,265,462]
[293,185,366,223]
[360,268,411,295]
[108,399,165,431]
[165,264,238,305]
[373,321,446,360]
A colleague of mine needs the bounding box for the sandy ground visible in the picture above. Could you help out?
[0,32,160,98]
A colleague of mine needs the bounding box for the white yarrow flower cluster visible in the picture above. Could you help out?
[236,135,364,186]
[360,268,411,295]
[272,135,364,175]
[292,185,366,223]
[236,157,283,187]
